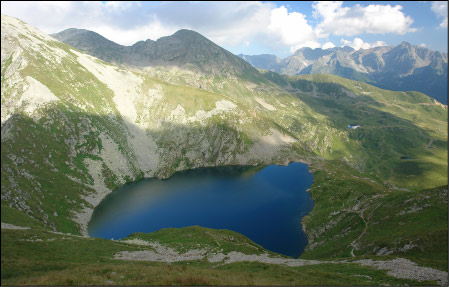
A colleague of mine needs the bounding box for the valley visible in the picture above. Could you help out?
[239,43,448,105]
[1,13,447,286]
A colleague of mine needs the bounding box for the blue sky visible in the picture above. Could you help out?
[1,1,447,58]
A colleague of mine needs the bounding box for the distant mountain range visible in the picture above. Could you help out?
[52,29,447,104]
[2,14,448,285]
[239,43,448,104]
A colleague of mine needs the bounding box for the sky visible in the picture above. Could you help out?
[1,1,448,58]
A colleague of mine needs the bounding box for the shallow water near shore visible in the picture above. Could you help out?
[88,162,314,258]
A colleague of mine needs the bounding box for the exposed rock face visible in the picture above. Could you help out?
[1,15,446,268]
[238,54,284,73]
[239,43,448,104]
[52,28,260,78]
[114,237,448,286]
[2,14,316,235]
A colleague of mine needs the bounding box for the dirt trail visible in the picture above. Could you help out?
[349,203,381,257]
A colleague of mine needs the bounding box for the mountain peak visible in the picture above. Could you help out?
[400,41,412,47]
[239,41,447,104]
[173,29,203,37]
[52,28,116,45]
[52,26,260,78]
[340,46,355,53]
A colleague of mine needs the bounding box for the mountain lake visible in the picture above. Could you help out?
[88,162,314,258]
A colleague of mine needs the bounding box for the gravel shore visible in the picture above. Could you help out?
[114,240,448,286]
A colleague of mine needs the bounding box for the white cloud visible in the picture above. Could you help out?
[267,6,319,52]
[322,41,336,49]
[93,20,178,46]
[341,38,387,50]
[104,1,141,11]
[1,1,323,53]
[313,1,416,37]
[1,1,150,45]
[289,41,322,53]
[431,1,448,28]
[2,1,429,56]
[419,43,427,48]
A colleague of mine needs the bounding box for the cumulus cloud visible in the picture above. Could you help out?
[267,6,319,52]
[1,1,422,56]
[431,1,448,28]
[1,1,154,45]
[322,41,336,49]
[143,3,320,53]
[1,1,320,52]
[145,2,272,46]
[340,38,387,50]
[313,1,416,37]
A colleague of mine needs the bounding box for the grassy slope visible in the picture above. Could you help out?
[276,74,448,271]
[1,227,439,286]
[1,16,447,285]
[302,160,447,271]
[2,71,447,284]
[280,73,447,190]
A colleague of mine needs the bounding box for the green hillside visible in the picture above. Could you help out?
[1,14,447,285]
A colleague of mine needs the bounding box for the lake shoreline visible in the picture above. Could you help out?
[87,161,314,258]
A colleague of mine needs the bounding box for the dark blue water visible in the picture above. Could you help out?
[88,162,314,258]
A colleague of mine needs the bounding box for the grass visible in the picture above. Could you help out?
[123,226,269,256]
[1,227,441,286]
[279,74,447,189]
[301,160,448,271]
[1,18,447,285]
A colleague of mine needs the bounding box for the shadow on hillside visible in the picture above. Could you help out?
[268,75,447,183]
[1,81,446,235]
[1,106,312,233]
[1,105,309,188]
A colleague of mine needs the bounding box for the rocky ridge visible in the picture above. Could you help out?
[239,43,448,104]
[52,28,260,78]
[1,14,447,286]
[1,14,325,235]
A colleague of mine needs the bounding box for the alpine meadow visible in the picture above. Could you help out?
[1,2,448,286]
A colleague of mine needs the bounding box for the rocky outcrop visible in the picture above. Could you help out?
[1,14,310,235]
[239,43,448,104]
[52,28,260,79]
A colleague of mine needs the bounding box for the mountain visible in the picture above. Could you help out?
[2,14,448,285]
[238,53,284,72]
[3,13,341,238]
[239,43,448,104]
[55,27,447,104]
[52,28,260,78]
[48,28,127,63]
